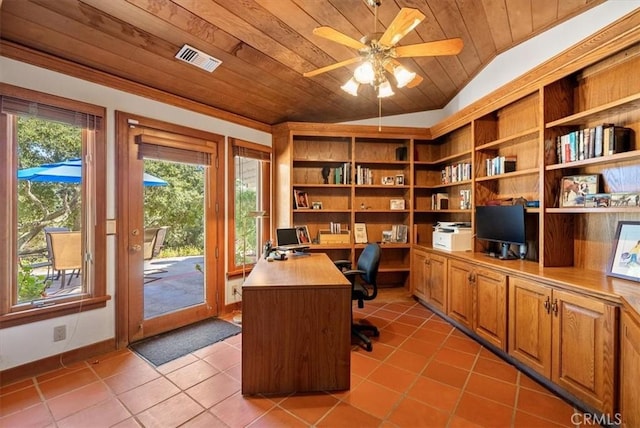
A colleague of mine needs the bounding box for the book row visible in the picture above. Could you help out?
[556,124,633,164]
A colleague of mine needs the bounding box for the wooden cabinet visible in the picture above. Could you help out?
[620,310,640,427]
[509,277,617,414]
[448,259,507,350]
[411,248,447,312]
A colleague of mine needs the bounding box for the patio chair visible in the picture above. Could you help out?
[48,231,82,288]
[43,227,70,280]
[144,226,169,283]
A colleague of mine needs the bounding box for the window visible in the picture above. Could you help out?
[0,84,108,327]
[228,138,271,275]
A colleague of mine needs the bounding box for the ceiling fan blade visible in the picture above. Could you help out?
[303,57,362,78]
[312,27,367,50]
[406,74,423,88]
[394,38,464,57]
[378,8,426,47]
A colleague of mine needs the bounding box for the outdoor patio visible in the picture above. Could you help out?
[32,255,205,318]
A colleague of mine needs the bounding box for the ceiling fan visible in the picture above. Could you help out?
[303,3,463,98]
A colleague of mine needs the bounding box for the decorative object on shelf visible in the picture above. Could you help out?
[311,201,323,210]
[559,175,598,208]
[392,224,408,243]
[611,192,640,207]
[294,189,310,209]
[321,166,331,184]
[319,229,350,244]
[459,189,471,209]
[395,174,405,185]
[354,223,368,244]
[381,176,395,185]
[395,147,407,161]
[432,193,449,210]
[390,199,405,210]
[584,193,611,208]
[607,221,640,282]
[294,225,311,244]
[381,230,393,243]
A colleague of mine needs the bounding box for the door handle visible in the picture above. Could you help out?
[552,299,559,316]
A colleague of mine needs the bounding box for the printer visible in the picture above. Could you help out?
[433,222,472,252]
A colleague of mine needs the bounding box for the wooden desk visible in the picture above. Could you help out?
[241,252,351,395]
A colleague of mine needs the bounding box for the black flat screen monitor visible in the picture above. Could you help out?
[275,228,308,251]
[475,205,526,259]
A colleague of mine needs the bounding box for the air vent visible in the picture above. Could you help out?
[175,44,222,73]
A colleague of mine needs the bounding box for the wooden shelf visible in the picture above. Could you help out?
[355,209,410,214]
[475,127,539,151]
[428,180,473,189]
[293,209,351,214]
[355,160,410,166]
[414,209,471,214]
[545,92,640,128]
[475,168,539,182]
[414,149,472,166]
[354,185,410,190]
[545,150,640,170]
[546,207,640,214]
[292,184,351,188]
[293,158,350,164]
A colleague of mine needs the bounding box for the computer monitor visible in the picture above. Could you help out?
[275,228,309,251]
[475,205,526,260]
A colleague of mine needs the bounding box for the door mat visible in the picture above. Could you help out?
[130,318,241,366]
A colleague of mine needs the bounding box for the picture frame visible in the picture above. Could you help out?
[381,230,393,243]
[311,201,323,210]
[381,176,395,185]
[395,174,405,185]
[390,199,405,210]
[611,192,640,207]
[392,224,408,243]
[607,221,640,282]
[584,193,611,208]
[559,175,599,207]
[354,223,368,244]
[294,190,309,209]
[294,225,311,244]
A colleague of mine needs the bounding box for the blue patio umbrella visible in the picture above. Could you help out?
[18,158,168,186]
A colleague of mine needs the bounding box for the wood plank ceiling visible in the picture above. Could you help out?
[1,0,605,126]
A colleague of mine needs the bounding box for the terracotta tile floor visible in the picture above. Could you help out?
[0,289,581,427]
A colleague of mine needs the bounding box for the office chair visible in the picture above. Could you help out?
[335,243,381,351]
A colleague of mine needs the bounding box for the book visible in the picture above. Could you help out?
[606,126,633,155]
[432,193,449,210]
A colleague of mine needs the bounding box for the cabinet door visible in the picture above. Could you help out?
[552,289,617,415]
[508,277,552,377]
[411,250,428,300]
[621,311,640,428]
[428,253,447,313]
[473,268,507,351]
[447,260,473,328]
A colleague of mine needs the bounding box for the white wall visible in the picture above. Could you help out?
[0,57,270,371]
[345,1,640,128]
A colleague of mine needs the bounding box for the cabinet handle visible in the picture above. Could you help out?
[543,297,551,314]
[552,299,559,316]
[425,259,430,265]
[468,273,475,283]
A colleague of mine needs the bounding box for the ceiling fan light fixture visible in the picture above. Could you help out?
[377,80,394,98]
[393,64,416,88]
[341,78,360,96]
[353,61,375,84]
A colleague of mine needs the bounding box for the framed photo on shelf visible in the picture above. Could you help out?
[354,223,368,244]
[395,174,405,185]
[311,201,323,210]
[294,190,309,209]
[294,225,311,244]
[381,230,393,243]
[611,192,640,207]
[559,175,598,207]
[607,221,640,282]
[392,224,408,243]
[584,193,611,208]
[381,176,395,185]
[390,199,405,210]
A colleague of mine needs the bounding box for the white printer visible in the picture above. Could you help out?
[433,222,472,252]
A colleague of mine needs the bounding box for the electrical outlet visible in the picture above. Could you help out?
[53,325,66,342]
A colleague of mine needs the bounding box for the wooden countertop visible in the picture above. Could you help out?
[415,245,640,316]
[243,252,351,289]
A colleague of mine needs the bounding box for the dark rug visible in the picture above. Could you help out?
[130,318,241,366]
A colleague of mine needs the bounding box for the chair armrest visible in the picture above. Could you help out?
[342,269,365,277]
[334,259,352,270]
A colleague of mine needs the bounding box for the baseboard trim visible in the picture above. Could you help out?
[0,338,116,387]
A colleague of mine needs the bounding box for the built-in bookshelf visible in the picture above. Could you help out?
[272,124,429,287]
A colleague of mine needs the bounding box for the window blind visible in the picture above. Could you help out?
[1,95,102,129]
[136,135,211,166]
